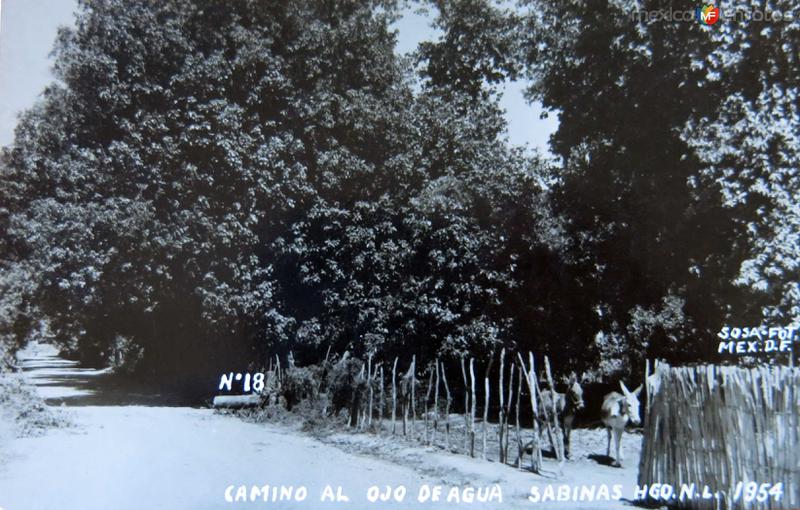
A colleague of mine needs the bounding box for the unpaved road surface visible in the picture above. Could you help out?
[0,345,445,510]
[0,345,638,510]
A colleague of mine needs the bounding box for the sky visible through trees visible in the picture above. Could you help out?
[0,1,557,151]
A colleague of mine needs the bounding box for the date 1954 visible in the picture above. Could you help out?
[718,326,796,355]
[636,482,783,504]
[731,482,784,503]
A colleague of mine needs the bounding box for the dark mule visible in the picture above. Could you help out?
[517,372,585,462]
[538,372,585,458]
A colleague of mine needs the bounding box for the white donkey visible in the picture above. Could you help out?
[600,381,642,467]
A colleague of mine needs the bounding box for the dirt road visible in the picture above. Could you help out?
[0,345,639,510]
[0,345,446,510]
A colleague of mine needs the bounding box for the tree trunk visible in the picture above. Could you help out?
[212,395,260,408]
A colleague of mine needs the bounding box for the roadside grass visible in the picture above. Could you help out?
[0,371,72,441]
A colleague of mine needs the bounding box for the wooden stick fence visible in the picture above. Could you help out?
[517,352,543,473]
[256,350,558,473]
[638,362,799,510]
[441,361,451,449]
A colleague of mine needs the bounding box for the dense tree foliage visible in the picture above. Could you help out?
[1,0,796,386]
[416,0,798,372]
[0,0,578,386]
[418,0,521,99]
[4,0,417,379]
[514,0,798,368]
[515,0,734,367]
[682,2,800,325]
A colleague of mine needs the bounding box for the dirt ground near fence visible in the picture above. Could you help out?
[308,416,652,509]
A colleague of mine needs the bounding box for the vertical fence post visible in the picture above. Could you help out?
[378,365,384,431]
[515,363,522,469]
[543,355,564,467]
[506,360,514,464]
[498,348,506,463]
[367,353,373,430]
[433,359,440,446]
[460,357,469,454]
[469,357,476,458]
[441,361,451,450]
[517,352,541,473]
[391,357,397,434]
[410,355,416,439]
[482,354,494,459]
[424,365,433,444]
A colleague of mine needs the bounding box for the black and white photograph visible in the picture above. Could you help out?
[0,1,797,509]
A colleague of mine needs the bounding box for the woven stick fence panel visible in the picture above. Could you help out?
[638,363,799,510]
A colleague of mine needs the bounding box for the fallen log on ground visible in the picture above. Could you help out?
[212,394,261,409]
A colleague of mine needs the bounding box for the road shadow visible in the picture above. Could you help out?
[17,344,198,407]
[541,447,558,459]
[588,453,620,467]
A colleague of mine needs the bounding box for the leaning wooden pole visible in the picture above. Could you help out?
[441,361,451,450]
[433,359,440,446]
[517,352,542,473]
[544,355,565,465]
[505,359,514,464]
[316,344,333,395]
[533,363,555,455]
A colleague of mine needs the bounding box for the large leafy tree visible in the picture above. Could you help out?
[420,0,798,374]
[683,1,800,329]
[3,0,578,384]
[518,0,800,371]
[413,1,607,372]
[2,0,409,381]
[418,0,521,100]
[270,85,574,367]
